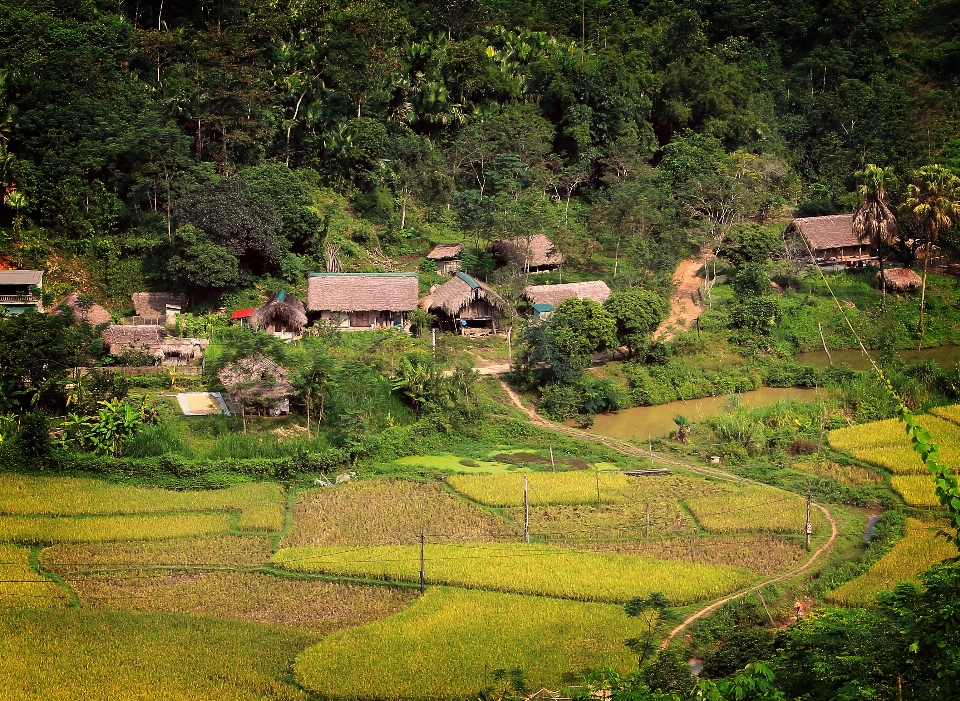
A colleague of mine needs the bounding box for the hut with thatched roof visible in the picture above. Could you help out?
[783,214,872,264]
[218,353,293,417]
[307,273,418,330]
[878,267,922,292]
[56,292,112,326]
[423,272,512,335]
[522,281,611,310]
[131,292,188,324]
[487,234,565,271]
[249,290,307,339]
[426,243,464,275]
[102,325,208,365]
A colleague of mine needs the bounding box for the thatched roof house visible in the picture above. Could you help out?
[132,292,188,320]
[783,214,871,263]
[56,292,111,326]
[879,268,922,291]
[424,272,512,334]
[488,234,564,271]
[307,273,418,330]
[426,243,464,275]
[218,353,293,415]
[102,325,168,356]
[250,290,307,339]
[523,281,611,309]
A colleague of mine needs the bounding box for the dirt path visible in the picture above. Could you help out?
[498,380,840,642]
[654,256,704,341]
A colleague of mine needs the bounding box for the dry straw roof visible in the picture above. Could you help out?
[488,234,565,268]
[218,354,293,402]
[784,214,859,250]
[57,292,112,326]
[250,289,307,332]
[132,292,187,317]
[307,273,419,312]
[426,272,511,317]
[879,267,922,291]
[102,325,167,354]
[426,243,464,260]
[523,280,611,308]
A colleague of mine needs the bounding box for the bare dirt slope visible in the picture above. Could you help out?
[654,256,704,341]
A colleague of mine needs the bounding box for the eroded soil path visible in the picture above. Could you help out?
[654,256,705,341]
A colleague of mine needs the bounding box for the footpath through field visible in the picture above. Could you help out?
[498,381,839,643]
[654,255,705,341]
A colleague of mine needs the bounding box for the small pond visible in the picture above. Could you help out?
[578,387,827,441]
[793,344,960,371]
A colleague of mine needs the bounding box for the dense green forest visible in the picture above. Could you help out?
[1,0,958,304]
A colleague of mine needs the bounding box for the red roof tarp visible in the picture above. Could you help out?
[231,309,254,319]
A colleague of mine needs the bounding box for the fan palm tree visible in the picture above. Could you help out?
[853,164,898,306]
[906,165,960,346]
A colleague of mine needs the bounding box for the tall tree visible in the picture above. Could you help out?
[853,164,898,306]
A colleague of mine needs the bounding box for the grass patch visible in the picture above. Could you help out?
[294,588,648,699]
[685,486,821,534]
[0,544,70,609]
[0,513,232,544]
[0,609,311,700]
[281,479,518,548]
[827,519,957,605]
[890,475,943,507]
[272,542,752,604]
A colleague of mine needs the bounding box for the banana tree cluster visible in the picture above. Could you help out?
[61,398,153,457]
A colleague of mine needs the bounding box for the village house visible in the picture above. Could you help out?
[307,273,418,330]
[0,270,44,314]
[249,289,307,339]
[231,308,255,327]
[487,234,565,272]
[56,292,111,326]
[426,243,463,275]
[522,280,611,310]
[102,325,208,365]
[784,214,872,265]
[131,292,188,325]
[421,272,512,335]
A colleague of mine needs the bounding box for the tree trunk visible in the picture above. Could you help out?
[305,400,310,438]
[878,253,886,308]
[241,399,247,434]
[613,237,620,278]
[919,248,929,350]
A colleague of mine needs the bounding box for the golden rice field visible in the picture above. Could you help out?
[564,535,809,576]
[930,403,960,426]
[791,459,883,487]
[282,479,518,548]
[0,544,70,610]
[40,536,275,575]
[0,609,311,700]
[685,486,819,534]
[827,519,958,605]
[828,415,960,452]
[0,513,232,544]
[67,571,417,632]
[0,474,285,531]
[294,587,643,700]
[272,542,752,605]
[502,501,700,539]
[890,475,943,508]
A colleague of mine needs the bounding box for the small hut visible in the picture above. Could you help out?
[249,290,307,339]
[783,214,872,265]
[131,292,188,324]
[56,292,111,326]
[879,268,922,292]
[218,353,293,416]
[522,281,611,310]
[487,234,565,271]
[426,244,464,275]
[102,325,167,362]
[231,309,255,327]
[424,272,512,335]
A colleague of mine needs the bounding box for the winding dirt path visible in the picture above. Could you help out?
[654,256,704,341]
[498,381,840,642]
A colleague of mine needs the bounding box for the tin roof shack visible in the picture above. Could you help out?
[307,273,418,330]
[426,244,464,275]
[784,214,870,265]
[422,272,512,335]
[488,234,565,272]
[218,353,293,420]
[0,270,43,314]
[231,309,255,326]
[531,303,554,321]
[522,281,611,310]
[56,292,111,326]
[250,290,307,339]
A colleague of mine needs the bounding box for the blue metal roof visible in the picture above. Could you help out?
[532,303,554,312]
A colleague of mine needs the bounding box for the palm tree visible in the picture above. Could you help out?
[853,165,898,306]
[906,165,960,346]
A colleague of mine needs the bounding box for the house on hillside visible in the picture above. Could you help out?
[131,292,188,324]
[102,325,208,365]
[307,273,418,330]
[487,234,564,272]
[218,353,293,416]
[422,272,512,335]
[784,214,872,265]
[249,290,307,339]
[0,270,44,314]
[56,292,111,326]
[426,244,463,275]
[522,280,611,311]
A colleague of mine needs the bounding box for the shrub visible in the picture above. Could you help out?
[16,412,52,469]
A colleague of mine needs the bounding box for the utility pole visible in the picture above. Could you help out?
[523,475,530,544]
[419,526,426,594]
[648,431,653,463]
[805,483,813,550]
[645,502,650,539]
[431,328,436,359]
[595,468,601,505]
[549,444,555,470]
[507,326,512,368]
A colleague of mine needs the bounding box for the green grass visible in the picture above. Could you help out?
[392,454,517,474]
[272,542,753,604]
[0,513,232,544]
[294,587,644,700]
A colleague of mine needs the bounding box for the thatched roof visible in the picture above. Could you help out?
[250,290,307,332]
[523,281,611,308]
[102,325,167,355]
[425,272,511,317]
[488,234,565,269]
[132,292,187,317]
[307,273,419,312]
[56,292,111,326]
[784,214,859,251]
[218,354,293,403]
[879,268,922,291]
[426,243,463,260]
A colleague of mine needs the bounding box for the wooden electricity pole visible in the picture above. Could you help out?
[805,483,813,550]
[523,475,530,544]
[595,468,601,505]
[646,502,651,538]
[549,444,555,470]
[419,526,426,594]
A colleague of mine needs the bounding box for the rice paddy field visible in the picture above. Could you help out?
[0,513,233,544]
[791,459,883,487]
[0,544,70,609]
[890,475,942,508]
[685,486,821,534]
[827,519,957,605]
